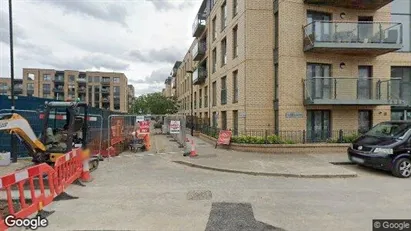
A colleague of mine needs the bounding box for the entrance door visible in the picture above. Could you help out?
[307,110,331,142]
[358,110,373,133]
[358,66,372,99]
[358,16,373,43]
[307,63,332,99]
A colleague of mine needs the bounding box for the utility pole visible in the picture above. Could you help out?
[9,0,17,163]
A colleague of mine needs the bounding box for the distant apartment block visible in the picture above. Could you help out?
[0,68,133,113]
[167,0,411,140]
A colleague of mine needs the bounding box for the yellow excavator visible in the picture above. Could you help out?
[0,101,99,171]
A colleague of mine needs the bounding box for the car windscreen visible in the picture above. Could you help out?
[365,122,411,139]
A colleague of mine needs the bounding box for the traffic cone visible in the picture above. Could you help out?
[189,139,198,157]
[81,159,92,182]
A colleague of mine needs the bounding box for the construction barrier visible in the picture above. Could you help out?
[0,150,90,230]
[164,115,186,148]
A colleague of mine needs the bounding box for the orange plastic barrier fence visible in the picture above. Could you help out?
[0,148,85,230]
[53,149,83,195]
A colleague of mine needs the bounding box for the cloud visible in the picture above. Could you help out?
[134,84,164,96]
[0,11,28,44]
[147,0,199,11]
[38,0,129,27]
[133,67,171,84]
[128,47,185,64]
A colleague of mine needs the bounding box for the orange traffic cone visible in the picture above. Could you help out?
[190,139,198,157]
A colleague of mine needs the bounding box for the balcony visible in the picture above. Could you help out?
[101,78,111,85]
[54,75,64,83]
[193,40,206,61]
[102,98,110,103]
[101,88,110,94]
[78,87,86,93]
[192,66,207,85]
[77,77,87,83]
[304,0,394,10]
[303,21,403,56]
[192,13,206,37]
[53,88,64,93]
[303,77,406,106]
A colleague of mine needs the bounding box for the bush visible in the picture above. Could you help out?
[229,135,295,144]
[327,133,361,143]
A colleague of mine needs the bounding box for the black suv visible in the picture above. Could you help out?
[348,121,411,178]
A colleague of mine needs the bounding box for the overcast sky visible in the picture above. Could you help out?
[0,0,201,96]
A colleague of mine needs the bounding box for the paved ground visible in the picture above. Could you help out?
[166,135,357,178]
[6,133,411,231]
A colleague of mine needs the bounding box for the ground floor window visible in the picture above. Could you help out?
[358,110,372,133]
[212,112,217,127]
[221,111,227,130]
[392,109,411,120]
[233,110,238,135]
[306,110,331,142]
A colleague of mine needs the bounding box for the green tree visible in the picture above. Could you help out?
[132,92,178,115]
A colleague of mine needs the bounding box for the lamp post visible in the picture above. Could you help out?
[186,70,194,136]
[9,0,17,163]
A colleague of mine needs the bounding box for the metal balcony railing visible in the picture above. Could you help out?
[303,77,406,105]
[193,66,207,85]
[193,40,206,61]
[303,21,403,54]
[192,13,206,37]
[54,76,64,82]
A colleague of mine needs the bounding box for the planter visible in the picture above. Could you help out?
[199,133,349,154]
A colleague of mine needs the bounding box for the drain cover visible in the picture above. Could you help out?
[187,190,212,200]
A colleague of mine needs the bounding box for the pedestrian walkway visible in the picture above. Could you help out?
[162,133,358,178]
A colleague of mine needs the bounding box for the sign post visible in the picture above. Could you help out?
[215,130,232,148]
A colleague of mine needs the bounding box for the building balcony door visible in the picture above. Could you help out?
[307,110,331,142]
[307,63,332,99]
[358,66,373,100]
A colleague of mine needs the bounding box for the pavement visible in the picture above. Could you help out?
[159,134,358,178]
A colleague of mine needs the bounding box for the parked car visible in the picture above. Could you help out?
[347,121,411,178]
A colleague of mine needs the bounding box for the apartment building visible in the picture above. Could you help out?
[127,84,136,112]
[164,77,173,97]
[3,68,130,112]
[171,0,411,141]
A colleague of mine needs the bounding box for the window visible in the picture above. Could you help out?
[94,76,100,83]
[194,92,197,109]
[358,66,373,100]
[221,111,227,130]
[43,93,50,98]
[69,75,75,82]
[114,103,121,110]
[221,38,227,66]
[221,76,227,105]
[233,26,238,58]
[43,74,51,81]
[274,64,278,100]
[306,63,331,99]
[392,0,411,52]
[27,73,34,81]
[307,110,331,142]
[212,112,217,127]
[212,16,217,41]
[204,86,208,107]
[358,110,373,133]
[199,89,202,108]
[43,84,50,91]
[233,0,238,17]
[391,67,411,105]
[113,77,120,83]
[88,86,93,106]
[212,48,217,73]
[212,81,217,106]
[233,110,238,135]
[27,83,34,90]
[88,76,93,83]
[103,77,110,82]
[221,1,227,31]
[274,12,279,49]
[233,70,238,103]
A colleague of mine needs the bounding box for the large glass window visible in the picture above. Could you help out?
[307,110,331,142]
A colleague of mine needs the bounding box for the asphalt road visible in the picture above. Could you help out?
[8,140,411,231]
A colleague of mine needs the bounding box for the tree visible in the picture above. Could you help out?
[132,92,178,115]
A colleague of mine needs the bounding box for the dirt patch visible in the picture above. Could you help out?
[0,198,32,217]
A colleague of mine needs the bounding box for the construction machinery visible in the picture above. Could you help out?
[0,101,99,171]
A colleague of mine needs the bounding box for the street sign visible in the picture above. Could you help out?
[216,130,232,148]
[136,116,145,123]
[170,120,180,134]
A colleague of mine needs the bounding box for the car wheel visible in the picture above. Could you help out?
[392,158,411,178]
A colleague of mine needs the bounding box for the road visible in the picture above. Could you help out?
[9,135,411,231]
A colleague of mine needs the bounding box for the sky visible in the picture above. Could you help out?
[0,0,202,96]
